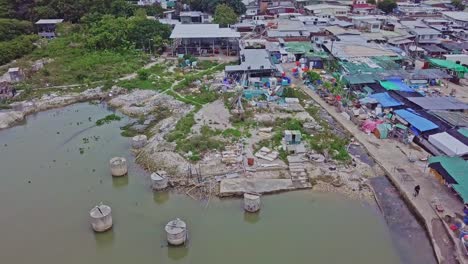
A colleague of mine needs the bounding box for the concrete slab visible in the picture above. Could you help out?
[219,178,296,196]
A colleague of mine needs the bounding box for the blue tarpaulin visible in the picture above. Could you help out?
[369,92,403,108]
[395,109,438,132]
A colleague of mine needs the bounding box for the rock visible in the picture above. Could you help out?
[0,111,25,129]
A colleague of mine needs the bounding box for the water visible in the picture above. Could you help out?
[0,103,402,264]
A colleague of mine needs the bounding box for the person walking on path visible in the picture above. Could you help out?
[414,185,421,197]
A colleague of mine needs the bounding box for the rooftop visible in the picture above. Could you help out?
[410,27,441,35]
[35,19,64,25]
[170,24,240,39]
[179,11,204,17]
[225,49,275,72]
[304,4,350,11]
[442,11,468,22]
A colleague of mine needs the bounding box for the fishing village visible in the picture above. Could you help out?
[0,0,467,263]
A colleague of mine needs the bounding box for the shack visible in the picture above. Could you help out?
[429,156,468,203]
[35,19,63,38]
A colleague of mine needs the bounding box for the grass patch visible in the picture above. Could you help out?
[15,36,148,88]
[95,114,121,126]
[165,109,198,142]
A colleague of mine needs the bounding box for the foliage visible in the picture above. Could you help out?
[86,15,171,51]
[5,0,136,22]
[137,68,150,80]
[451,0,465,10]
[377,0,397,14]
[0,35,38,65]
[282,87,308,102]
[0,19,33,41]
[190,0,246,15]
[95,114,121,126]
[213,4,237,27]
[20,34,148,86]
[366,0,376,4]
[307,71,321,82]
[166,110,197,142]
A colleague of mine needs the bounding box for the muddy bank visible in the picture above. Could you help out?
[0,87,120,129]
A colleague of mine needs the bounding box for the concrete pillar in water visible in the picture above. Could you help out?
[132,135,147,149]
[89,204,113,232]
[151,171,168,190]
[165,218,187,246]
[109,157,128,177]
[244,193,261,213]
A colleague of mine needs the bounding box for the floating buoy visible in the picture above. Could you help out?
[132,135,147,149]
[165,218,187,246]
[151,171,168,190]
[244,193,261,213]
[109,157,127,177]
[89,204,113,232]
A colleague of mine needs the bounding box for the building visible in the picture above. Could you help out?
[442,11,468,28]
[351,0,376,15]
[352,16,382,33]
[225,49,278,77]
[304,4,350,18]
[35,19,63,39]
[409,28,442,45]
[170,24,240,56]
[179,11,211,24]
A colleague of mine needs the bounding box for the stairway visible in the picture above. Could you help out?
[287,155,312,189]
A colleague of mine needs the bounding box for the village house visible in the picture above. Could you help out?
[35,19,63,39]
[304,4,350,18]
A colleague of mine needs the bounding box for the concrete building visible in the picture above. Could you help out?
[352,16,382,33]
[304,4,350,18]
[35,19,63,39]
[225,49,278,77]
[170,24,240,56]
[179,11,211,24]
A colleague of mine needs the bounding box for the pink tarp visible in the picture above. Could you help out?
[361,119,384,133]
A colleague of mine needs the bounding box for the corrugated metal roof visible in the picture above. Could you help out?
[407,97,468,110]
[35,19,64,24]
[170,24,240,39]
[394,109,438,132]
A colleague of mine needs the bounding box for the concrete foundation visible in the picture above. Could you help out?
[109,157,128,177]
[244,193,261,212]
[89,204,113,232]
[151,171,168,190]
[165,218,187,246]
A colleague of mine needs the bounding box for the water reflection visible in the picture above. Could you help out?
[112,176,129,188]
[93,229,115,248]
[243,212,261,224]
[153,191,170,205]
[167,246,189,261]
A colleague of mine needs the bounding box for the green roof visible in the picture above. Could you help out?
[344,74,376,85]
[429,59,468,73]
[429,156,468,202]
[284,42,329,58]
[340,56,400,75]
[459,128,468,138]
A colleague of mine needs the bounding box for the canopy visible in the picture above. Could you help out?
[429,58,468,73]
[394,109,438,132]
[429,156,468,202]
[379,80,413,92]
[369,92,403,108]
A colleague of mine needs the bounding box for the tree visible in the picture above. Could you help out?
[377,0,397,14]
[127,16,171,50]
[190,0,246,15]
[367,0,376,4]
[451,0,465,10]
[213,4,237,27]
[0,18,33,41]
[86,15,131,50]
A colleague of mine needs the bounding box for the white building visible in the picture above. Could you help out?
[304,4,350,18]
[409,27,442,44]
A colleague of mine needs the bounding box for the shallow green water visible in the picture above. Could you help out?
[0,103,402,264]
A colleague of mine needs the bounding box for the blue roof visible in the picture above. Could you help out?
[394,109,439,132]
[369,92,403,108]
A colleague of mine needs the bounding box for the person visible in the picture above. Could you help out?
[414,185,421,197]
[11,88,16,97]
